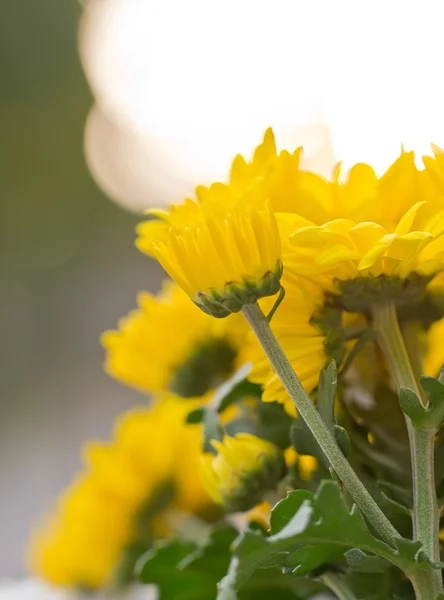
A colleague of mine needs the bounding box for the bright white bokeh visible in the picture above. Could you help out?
[0,580,152,600]
[80,0,444,210]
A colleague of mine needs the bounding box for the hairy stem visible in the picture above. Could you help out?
[372,302,442,595]
[242,302,400,546]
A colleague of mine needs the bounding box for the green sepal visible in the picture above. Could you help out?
[194,260,283,318]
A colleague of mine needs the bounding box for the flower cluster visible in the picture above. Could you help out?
[29,398,211,590]
[31,130,444,599]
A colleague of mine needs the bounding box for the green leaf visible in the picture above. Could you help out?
[186,407,206,424]
[203,409,224,453]
[399,387,428,424]
[211,364,256,413]
[290,418,327,468]
[268,481,388,551]
[186,365,264,450]
[217,557,324,600]
[269,490,313,533]
[217,480,438,599]
[138,527,237,600]
[282,544,346,576]
[318,360,337,435]
[345,571,397,600]
[217,379,262,414]
[139,525,320,600]
[345,548,391,573]
[420,375,444,428]
[334,424,351,456]
[379,492,411,517]
[399,377,444,429]
[291,362,348,466]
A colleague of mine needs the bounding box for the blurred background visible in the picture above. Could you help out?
[0,0,164,576]
[3,0,444,579]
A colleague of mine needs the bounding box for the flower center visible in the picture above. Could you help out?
[169,337,238,398]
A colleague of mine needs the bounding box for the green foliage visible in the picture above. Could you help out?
[138,527,236,600]
[217,480,441,600]
[138,526,322,599]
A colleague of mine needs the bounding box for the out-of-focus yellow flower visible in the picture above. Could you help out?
[245,501,272,529]
[136,184,282,318]
[284,446,318,482]
[423,318,444,377]
[200,433,285,512]
[29,398,211,590]
[101,280,247,397]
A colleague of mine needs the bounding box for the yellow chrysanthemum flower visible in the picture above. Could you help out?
[283,150,444,307]
[136,184,282,318]
[229,128,333,224]
[200,433,285,512]
[102,280,247,397]
[29,398,211,590]
[227,129,441,230]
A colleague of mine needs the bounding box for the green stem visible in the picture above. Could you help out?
[242,302,400,546]
[372,302,442,595]
[320,572,357,600]
[409,569,442,600]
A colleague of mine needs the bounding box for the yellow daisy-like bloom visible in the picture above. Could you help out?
[29,398,211,590]
[101,280,247,398]
[247,145,444,410]
[200,433,285,512]
[136,184,282,318]
[284,150,444,302]
[229,128,333,224]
